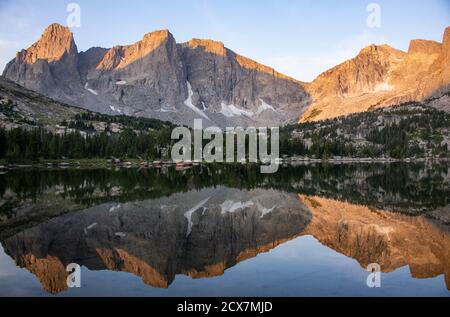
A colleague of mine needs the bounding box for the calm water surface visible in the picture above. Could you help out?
[0,163,449,296]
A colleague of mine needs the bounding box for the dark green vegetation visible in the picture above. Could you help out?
[65,112,175,132]
[2,102,449,162]
[0,127,174,162]
[281,103,450,159]
[0,75,179,162]
[1,77,177,162]
[1,163,449,224]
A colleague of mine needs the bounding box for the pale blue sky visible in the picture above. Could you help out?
[0,0,449,81]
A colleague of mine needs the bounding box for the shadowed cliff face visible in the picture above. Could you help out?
[83,30,189,119]
[180,39,310,127]
[1,188,311,294]
[299,195,450,290]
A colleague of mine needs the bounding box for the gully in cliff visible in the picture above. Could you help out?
[171,119,280,173]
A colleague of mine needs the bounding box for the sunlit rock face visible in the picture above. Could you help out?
[1,188,311,294]
[301,26,450,122]
[425,27,450,113]
[2,24,310,128]
[299,195,450,290]
[2,24,82,105]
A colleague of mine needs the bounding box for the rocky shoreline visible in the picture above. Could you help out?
[1,156,449,172]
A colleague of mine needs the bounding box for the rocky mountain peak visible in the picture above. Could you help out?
[2,23,81,99]
[17,23,77,64]
[443,26,450,48]
[301,26,450,122]
[43,23,72,37]
[142,29,172,43]
[424,26,450,98]
[184,39,227,56]
[408,39,442,55]
[357,44,405,61]
[358,43,386,53]
[95,29,176,71]
[307,44,405,102]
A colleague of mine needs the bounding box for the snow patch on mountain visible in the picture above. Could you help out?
[159,106,178,113]
[374,82,394,92]
[220,103,254,117]
[220,200,254,214]
[256,99,277,116]
[109,105,122,114]
[184,197,210,236]
[256,202,277,218]
[184,81,211,121]
[84,82,98,95]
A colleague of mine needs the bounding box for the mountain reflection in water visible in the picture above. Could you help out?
[0,163,449,296]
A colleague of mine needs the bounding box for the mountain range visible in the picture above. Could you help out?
[2,23,450,127]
